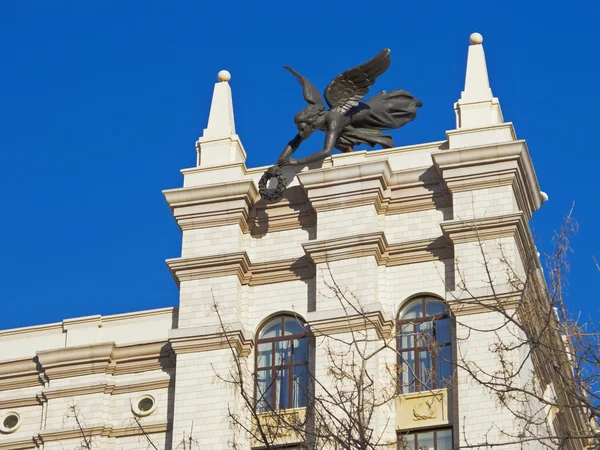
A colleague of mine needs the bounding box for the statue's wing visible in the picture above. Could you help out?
[324,49,391,114]
[283,66,324,106]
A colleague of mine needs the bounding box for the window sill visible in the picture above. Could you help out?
[396,388,452,431]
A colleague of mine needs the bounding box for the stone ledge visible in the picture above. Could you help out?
[303,232,452,267]
[169,324,253,356]
[166,252,314,287]
[306,303,394,339]
[432,140,542,220]
[440,212,536,265]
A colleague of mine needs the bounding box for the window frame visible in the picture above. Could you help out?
[397,296,452,393]
[397,427,453,450]
[254,315,309,412]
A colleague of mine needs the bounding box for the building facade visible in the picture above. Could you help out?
[0,35,589,450]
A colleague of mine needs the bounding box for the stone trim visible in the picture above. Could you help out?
[0,359,41,391]
[302,232,387,264]
[0,341,174,391]
[166,252,314,287]
[297,159,392,213]
[0,379,171,410]
[29,420,168,445]
[306,304,394,339]
[163,180,258,233]
[303,232,452,267]
[447,290,522,316]
[432,140,542,219]
[440,212,535,264]
[169,325,253,357]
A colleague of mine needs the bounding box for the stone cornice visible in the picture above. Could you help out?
[297,159,392,213]
[0,437,36,450]
[440,212,535,265]
[166,251,251,287]
[0,378,171,410]
[0,341,174,390]
[447,289,522,316]
[303,233,452,267]
[249,186,316,235]
[27,420,168,446]
[163,180,258,232]
[432,141,542,220]
[166,252,314,287]
[385,167,451,215]
[0,359,41,391]
[169,325,253,357]
[303,232,387,264]
[306,304,394,339]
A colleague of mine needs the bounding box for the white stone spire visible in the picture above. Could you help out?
[196,70,246,167]
[454,33,504,129]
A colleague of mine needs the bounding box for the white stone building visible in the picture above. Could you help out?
[0,34,591,450]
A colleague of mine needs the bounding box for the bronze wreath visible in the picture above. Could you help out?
[259,165,287,201]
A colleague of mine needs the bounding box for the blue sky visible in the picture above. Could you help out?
[1,1,599,330]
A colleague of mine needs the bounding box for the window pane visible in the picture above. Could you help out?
[256,369,272,412]
[293,338,309,364]
[293,365,308,408]
[276,368,290,410]
[400,299,423,320]
[426,298,447,316]
[398,433,415,450]
[437,429,453,450]
[276,340,292,365]
[416,431,434,450]
[260,317,282,339]
[417,321,433,348]
[435,318,451,345]
[400,351,415,393]
[437,346,453,388]
[400,324,414,349]
[419,350,433,390]
[257,342,272,368]
[284,317,305,335]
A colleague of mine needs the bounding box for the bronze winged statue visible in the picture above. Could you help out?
[259,49,422,200]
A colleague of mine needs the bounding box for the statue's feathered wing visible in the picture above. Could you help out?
[283,66,324,106]
[324,49,391,114]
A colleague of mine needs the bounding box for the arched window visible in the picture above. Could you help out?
[255,315,309,412]
[397,296,452,393]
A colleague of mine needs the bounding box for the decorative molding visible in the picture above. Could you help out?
[303,232,387,264]
[32,420,168,445]
[166,252,314,287]
[303,232,452,267]
[440,212,536,265]
[307,304,394,339]
[0,359,41,392]
[386,166,451,215]
[169,325,253,357]
[248,255,315,286]
[0,437,36,450]
[396,388,451,431]
[297,159,392,213]
[163,180,258,233]
[249,185,316,235]
[432,140,542,220]
[0,379,171,414]
[166,252,251,287]
[447,289,522,316]
[0,341,174,390]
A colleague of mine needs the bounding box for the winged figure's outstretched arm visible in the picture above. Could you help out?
[277,134,303,166]
[280,113,346,166]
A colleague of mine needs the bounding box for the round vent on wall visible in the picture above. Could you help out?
[0,411,21,434]
[132,394,157,417]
